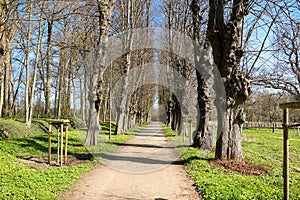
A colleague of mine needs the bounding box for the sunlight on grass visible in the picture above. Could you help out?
[0,120,148,199]
[163,125,300,200]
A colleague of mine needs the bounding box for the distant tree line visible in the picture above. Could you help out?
[244,91,300,123]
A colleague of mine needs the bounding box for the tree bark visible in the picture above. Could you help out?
[84,0,116,146]
[115,0,133,135]
[207,0,251,161]
[11,67,23,116]
[25,1,33,126]
[80,77,85,120]
[2,39,11,117]
[0,0,8,117]
[191,0,213,150]
[45,20,53,116]
[57,51,66,119]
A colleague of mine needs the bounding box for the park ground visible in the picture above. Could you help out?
[59,122,200,199]
[0,118,299,199]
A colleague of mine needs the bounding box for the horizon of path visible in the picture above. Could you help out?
[59,121,200,200]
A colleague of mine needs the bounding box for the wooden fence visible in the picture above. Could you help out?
[244,122,282,129]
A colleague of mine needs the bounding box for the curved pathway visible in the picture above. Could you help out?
[60,122,200,200]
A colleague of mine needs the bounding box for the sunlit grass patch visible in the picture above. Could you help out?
[162,125,300,200]
[0,119,148,199]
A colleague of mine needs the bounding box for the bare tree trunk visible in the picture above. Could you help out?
[1,1,20,117]
[191,0,213,150]
[0,0,11,117]
[84,0,116,146]
[115,59,130,134]
[0,0,7,117]
[3,42,11,117]
[57,56,65,119]
[11,67,23,116]
[25,1,33,126]
[80,77,85,120]
[66,58,72,117]
[28,6,43,126]
[45,20,53,116]
[207,0,251,161]
[103,86,109,122]
[115,0,133,135]
[85,65,100,146]
[54,73,59,117]
[72,75,76,117]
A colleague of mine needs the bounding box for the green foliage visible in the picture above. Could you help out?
[0,119,146,199]
[163,125,300,200]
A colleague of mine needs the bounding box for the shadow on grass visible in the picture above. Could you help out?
[33,120,49,133]
[181,155,211,165]
[17,138,48,152]
[101,122,117,133]
[68,152,94,160]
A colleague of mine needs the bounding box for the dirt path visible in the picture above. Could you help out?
[60,122,200,200]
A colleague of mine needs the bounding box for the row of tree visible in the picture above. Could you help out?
[0,0,154,136]
[156,0,299,160]
[0,0,299,161]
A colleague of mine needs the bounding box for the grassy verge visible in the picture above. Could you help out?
[162,124,300,200]
[0,120,148,200]
[0,118,49,139]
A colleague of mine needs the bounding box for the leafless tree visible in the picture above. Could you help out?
[83,0,116,146]
[206,0,251,161]
[253,1,300,99]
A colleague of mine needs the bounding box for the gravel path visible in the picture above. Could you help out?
[59,122,200,200]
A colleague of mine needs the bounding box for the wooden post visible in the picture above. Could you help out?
[109,84,112,140]
[57,127,60,164]
[283,108,289,200]
[60,123,64,167]
[46,119,70,167]
[48,123,52,164]
[64,123,69,164]
[183,120,185,143]
[189,119,193,144]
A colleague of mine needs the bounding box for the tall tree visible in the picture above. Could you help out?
[161,0,196,133]
[84,0,116,146]
[191,0,214,150]
[22,0,44,126]
[0,0,10,117]
[0,0,18,117]
[207,0,251,161]
[113,0,153,134]
[24,0,33,126]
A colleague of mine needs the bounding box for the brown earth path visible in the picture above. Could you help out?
[59,122,200,200]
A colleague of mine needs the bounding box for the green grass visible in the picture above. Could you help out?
[0,119,147,199]
[0,118,49,139]
[162,125,300,200]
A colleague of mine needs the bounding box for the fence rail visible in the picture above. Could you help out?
[244,122,282,128]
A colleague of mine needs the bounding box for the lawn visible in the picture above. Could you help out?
[0,119,147,199]
[0,118,49,139]
[163,125,300,200]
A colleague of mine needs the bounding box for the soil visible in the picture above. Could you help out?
[19,155,91,169]
[58,122,200,200]
[209,159,268,176]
